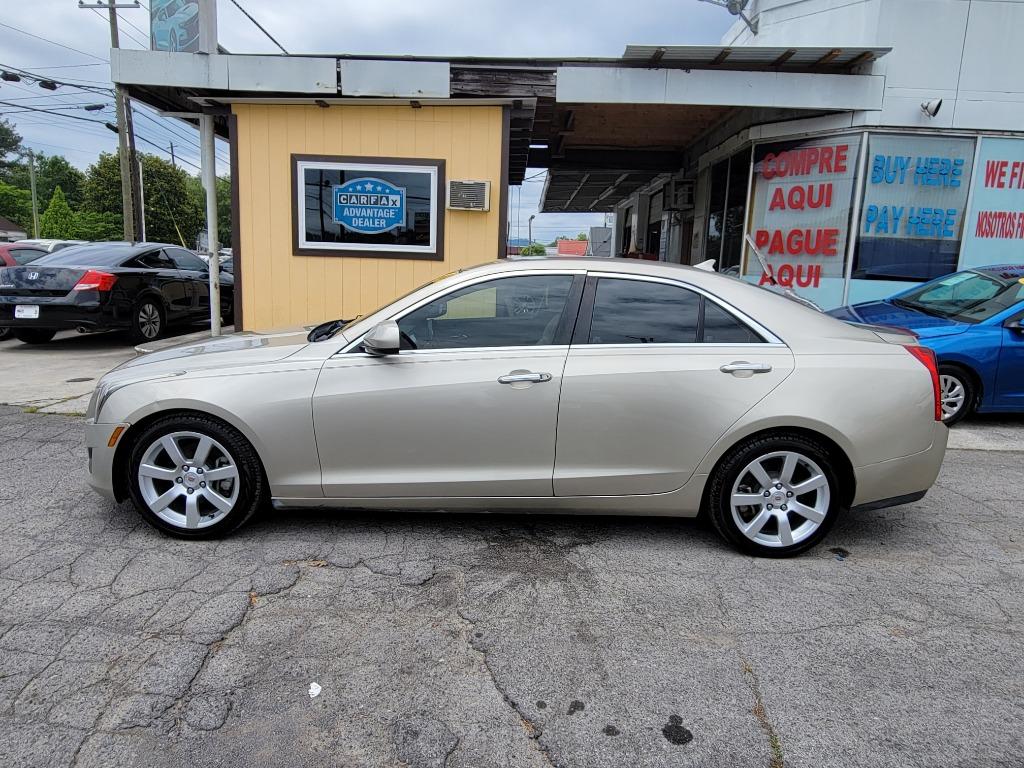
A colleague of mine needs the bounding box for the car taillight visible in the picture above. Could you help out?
[73,270,117,292]
[904,344,941,421]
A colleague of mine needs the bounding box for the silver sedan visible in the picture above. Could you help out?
[86,259,947,557]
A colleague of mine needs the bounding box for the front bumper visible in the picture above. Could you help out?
[85,419,131,502]
[852,421,948,508]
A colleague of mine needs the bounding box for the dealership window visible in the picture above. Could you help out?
[396,275,573,350]
[853,134,976,282]
[744,135,861,291]
[292,155,444,259]
[705,150,751,271]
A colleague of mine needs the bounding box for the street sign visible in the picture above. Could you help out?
[333,177,406,234]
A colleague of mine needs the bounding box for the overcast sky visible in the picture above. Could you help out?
[0,0,732,240]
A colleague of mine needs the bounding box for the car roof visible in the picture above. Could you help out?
[973,264,1024,280]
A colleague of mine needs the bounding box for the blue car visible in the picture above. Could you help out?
[829,265,1024,425]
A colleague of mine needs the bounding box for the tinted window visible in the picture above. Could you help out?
[129,251,175,269]
[588,279,700,344]
[33,245,135,267]
[703,301,764,343]
[166,248,208,271]
[397,275,574,350]
[10,247,45,265]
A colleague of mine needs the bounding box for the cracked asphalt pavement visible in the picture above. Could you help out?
[1,405,1022,768]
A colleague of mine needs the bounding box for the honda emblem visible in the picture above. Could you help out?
[27,271,39,280]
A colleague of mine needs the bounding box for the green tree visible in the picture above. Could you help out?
[73,211,121,241]
[39,186,76,238]
[2,154,85,210]
[83,152,204,245]
[576,232,588,240]
[519,243,547,255]
[0,119,22,172]
[0,181,33,232]
[185,173,232,248]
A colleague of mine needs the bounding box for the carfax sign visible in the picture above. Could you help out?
[333,177,406,234]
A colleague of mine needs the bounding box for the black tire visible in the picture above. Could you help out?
[129,299,164,344]
[938,364,975,426]
[707,432,842,558]
[125,413,267,538]
[15,328,57,344]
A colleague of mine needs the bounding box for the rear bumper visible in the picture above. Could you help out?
[85,419,130,502]
[852,421,948,508]
[0,298,123,331]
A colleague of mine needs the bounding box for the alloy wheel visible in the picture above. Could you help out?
[730,450,831,548]
[939,374,965,421]
[136,431,241,529]
[138,303,161,339]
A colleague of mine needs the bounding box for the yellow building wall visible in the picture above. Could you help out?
[233,103,505,330]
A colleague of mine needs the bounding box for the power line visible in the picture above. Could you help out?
[0,22,108,63]
[227,0,289,54]
[0,99,109,124]
[87,7,149,49]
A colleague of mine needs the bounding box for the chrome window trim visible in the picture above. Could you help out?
[338,269,586,355]
[584,271,786,346]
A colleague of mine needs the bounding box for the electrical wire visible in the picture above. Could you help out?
[0,22,108,63]
[226,0,289,54]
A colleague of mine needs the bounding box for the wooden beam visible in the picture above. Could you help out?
[846,50,875,68]
[813,48,843,67]
[771,48,797,68]
[710,48,732,66]
[589,173,630,210]
[563,173,591,211]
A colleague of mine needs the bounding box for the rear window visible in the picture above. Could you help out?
[32,245,135,268]
[10,247,46,265]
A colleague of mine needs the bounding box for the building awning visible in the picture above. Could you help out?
[621,45,890,71]
[541,170,662,213]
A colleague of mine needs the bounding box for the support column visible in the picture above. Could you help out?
[200,114,221,336]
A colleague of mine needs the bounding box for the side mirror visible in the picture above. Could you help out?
[1005,317,1024,331]
[363,320,401,356]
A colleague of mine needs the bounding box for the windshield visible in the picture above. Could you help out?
[896,270,1024,324]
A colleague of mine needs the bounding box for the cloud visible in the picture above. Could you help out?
[1,0,732,238]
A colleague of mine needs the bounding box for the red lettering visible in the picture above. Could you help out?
[763,153,777,180]
[768,188,786,211]
[819,146,834,173]
[834,145,848,173]
[769,230,785,254]
[755,229,769,249]
[786,230,802,254]
[777,263,794,286]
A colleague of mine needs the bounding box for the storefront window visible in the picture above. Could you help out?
[957,136,1024,270]
[744,135,861,291]
[706,160,728,266]
[292,155,444,259]
[854,134,975,282]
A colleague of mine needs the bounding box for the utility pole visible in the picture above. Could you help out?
[169,141,175,168]
[80,0,140,242]
[27,150,39,238]
[136,155,146,241]
[528,214,535,246]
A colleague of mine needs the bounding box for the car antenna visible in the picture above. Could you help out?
[744,234,823,312]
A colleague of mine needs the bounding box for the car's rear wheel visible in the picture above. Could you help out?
[707,433,841,557]
[15,329,57,344]
[125,414,266,538]
[130,299,164,344]
[938,365,974,426]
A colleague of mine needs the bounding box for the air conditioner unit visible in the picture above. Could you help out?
[447,180,490,211]
[663,179,694,211]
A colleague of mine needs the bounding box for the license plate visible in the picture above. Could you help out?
[14,305,40,319]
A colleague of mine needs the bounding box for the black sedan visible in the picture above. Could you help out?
[0,242,233,344]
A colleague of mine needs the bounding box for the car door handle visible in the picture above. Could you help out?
[720,361,773,374]
[498,372,552,384]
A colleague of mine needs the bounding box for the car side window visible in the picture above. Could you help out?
[702,300,765,344]
[165,247,208,271]
[588,278,701,344]
[129,251,175,269]
[396,275,574,350]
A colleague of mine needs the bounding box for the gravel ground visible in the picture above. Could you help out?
[0,405,1021,768]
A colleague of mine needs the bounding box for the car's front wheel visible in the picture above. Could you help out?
[125,414,267,538]
[938,365,974,426]
[707,433,841,557]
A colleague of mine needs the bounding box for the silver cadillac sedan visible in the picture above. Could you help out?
[85,258,947,557]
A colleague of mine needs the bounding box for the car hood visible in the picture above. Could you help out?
[112,328,312,375]
[828,300,972,339]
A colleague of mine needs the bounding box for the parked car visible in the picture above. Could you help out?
[0,243,47,340]
[15,238,88,253]
[0,241,233,345]
[829,264,1024,425]
[86,259,947,556]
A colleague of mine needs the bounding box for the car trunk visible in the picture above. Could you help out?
[0,266,87,297]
